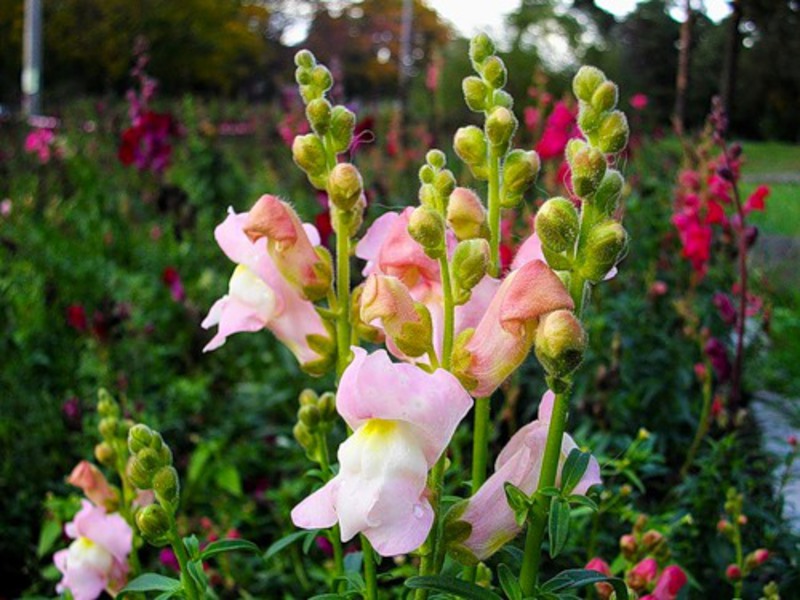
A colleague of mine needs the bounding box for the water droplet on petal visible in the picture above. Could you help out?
[413,504,424,519]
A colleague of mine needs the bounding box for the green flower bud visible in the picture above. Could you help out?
[596,111,629,154]
[408,206,445,259]
[594,169,624,215]
[329,105,356,154]
[317,392,336,420]
[535,309,586,378]
[292,134,327,179]
[452,239,490,305]
[299,389,318,407]
[493,90,514,109]
[591,81,618,113]
[426,149,446,170]
[295,69,312,86]
[535,197,579,253]
[97,389,119,418]
[310,65,333,93]
[298,404,322,430]
[419,164,435,185]
[569,145,607,198]
[306,98,332,135]
[503,150,540,206]
[581,220,628,282]
[469,33,495,68]
[128,449,159,490]
[94,442,115,467]
[99,417,118,440]
[293,422,316,452]
[136,504,171,542]
[434,169,456,200]
[328,163,363,211]
[152,466,180,507]
[463,76,489,112]
[447,188,487,241]
[572,66,606,103]
[334,196,365,239]
[481,56,507,89]
[453,126,488,171]
[128,424,154,454]
[419,183,437,208]
[577,101,603,134]
[485,107,517,154]
[294,49,316,69]
[158,444,173,467]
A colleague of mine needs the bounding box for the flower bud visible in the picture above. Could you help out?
[435,169,457,200]
[492,90,514,109]
[294,50,316,69]
[418,183,437,208]
[481,56,507,89]
[419,164,435,184]
[317,392,336,421]
[97,389,119,419]
[578,102,603,134]
[426,149,446,170]
[591,81,618,113]
[298,404,322,430]
[452,239,490,305]
[463,76,488,112]
[502,150,540,207]
[453,126,488,178]
[94,442,115,466]
[535,197,579,253]
[328,163,363,211]
[306,98,332,135]
[296,68,312,86]
[128,424,154,454]
[292,134,327,181]
[311,65,333,92]
[572,66,606,103]
[136,504,170,542]
[535,310,586,378]
[581,220,627,282]
[620,533,637,560]
[485,107,517,153]
[299,388,318,407]
[726,564,742,581]
[569,144,607,197]
[469,33,496,67]
[447,188,487,241]
[717,519,732,535]
[754,548,769,565]
[293,422,316,452]
[329,105,356,153]
[594,169,624,215]
[128,450,159,490]
[152,466,180,507]
[98,417,118,440]
[408,206,445,259]
[642,529,665,552]
[596,111,629,154]
[627,558,658,591]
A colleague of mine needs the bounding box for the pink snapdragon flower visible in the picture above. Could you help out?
[640,565,688,600]
[24,128,56,163]
[454,391,601,560]
[53,500,132,600]
[66,461,116,509]
[586,558,614,599]
[201,203,331,369]
[291,348,472,556]
[630,93,649,111]
[535,101,579,161]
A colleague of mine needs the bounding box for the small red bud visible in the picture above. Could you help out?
[620,534,637,559]
[725,564,742,581]
[717,519,731,533]
[738,514,748,526]
[754,548,769,565]
[789,435,798,448]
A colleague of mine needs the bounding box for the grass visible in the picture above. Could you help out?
[744,182,800,237]
[740,140,800,176]
[739,141,800,237]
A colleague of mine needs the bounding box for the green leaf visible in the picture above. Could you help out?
[548,497,570,558]
[498,564,522,600]
[153,592,180,600]
[405,576,503,600]
[119,573,182,594]
[567,494,598,512]
[560,449,590,495]
[536,486,561,498]
[214,463,243,496]
[201,538,259,561]
[264,530,312,561]
[187,559,208,589]
[187,441,214,485]
[183,534,201,560]
[541,569,628,600]
[303,529,319,554]
[36,519,62,558]
[504,482,532,527]
[308,595,346,600]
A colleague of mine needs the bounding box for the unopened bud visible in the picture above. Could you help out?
[726,564,742,581]
[493,89,513,109]
[469,33,495,68]
[738,514,748,526]
[452,239,490,304]
[419,183,437,208]
[485,107,517,153]
[447,188,487,240]
[502,150,540,207]
[292,134,327,179]
[594,169,624,215]
[717,519,732,534]
[482,56,507,89]
[329,105,356,153]
[453,126,488,177]
[306,98,332,135]
[578,102,603,134]
[419,164,435,184]
[463,76,489,112]
[328,163,363,211]
[569,144,607,197]
[754,548,769,565]
[435,170,457,199]
[298,405,322,430]
[136,504,170,542]
[426,149,446,170]
[318,392,336,420]
[596,111,629,154]
[573,66,606,103]
[299,389,318,407]
[408,206,445,258]
[310,65,333,93]
[94,442,115,466]
[99,417,118,440]
[128,449,160,490]
[97,389,119,418]
[293,422,315,451]
[152,466,180,507]
[620,534,637,559]
[591,81,618,113]
[581,220,627,282]
[294,50,316,69]
[535,310,586,378]
[536,197,579,253]
[642,529,664,552]
[128,424,154,454]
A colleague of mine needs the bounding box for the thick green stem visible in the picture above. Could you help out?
[414,455,447,600]
[361,536,379,600]
[487,152,502,277]
[334,207,352,377]
[438,255,455,370]
[733,518,743,599]
[169,526,201,600]
[518,390,571,596]
[463,395,491,582]
[680,360,714,479]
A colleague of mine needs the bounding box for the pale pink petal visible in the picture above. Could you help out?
[214,209,264,270]
[537,390,555,422]
[59,565,107,600]
[511,232,545,270]
[365,494,434,556]
[201,296,266,352]
[291,479,339,530]
[356,211,400,277]
[74,502,133,564]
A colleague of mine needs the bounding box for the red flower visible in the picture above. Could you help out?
[630,93,649,111]
[66,304,88,332]
[535,102,579,160]
[744,185,769,214]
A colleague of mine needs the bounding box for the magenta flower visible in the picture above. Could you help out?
[53,501,132,600]
[24,128,56,163]
[201,205,332,369]
[535,102,579,161]
[291,348,472,556]
[455,391,601,561]
[630,93,649,111]
[640,565,688,600]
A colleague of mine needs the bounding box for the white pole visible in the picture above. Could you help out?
[22,0,43,116]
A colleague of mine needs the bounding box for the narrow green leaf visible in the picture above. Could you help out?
[214,463,243,496]
[567,494,598,512]
[536,486,561,498]
[264,530,310,561]
[541,569,628,600]
[560,449,590,495]
[201,538,259,561]
[36,519,62,558]
[548,497,570,558]
[405,575,503,600]
[119,573,181,594]
[187,559,208,589]
[504,482,531,527]
[498,564,522,600]
[303,529,319,554]
[183,534,201,560]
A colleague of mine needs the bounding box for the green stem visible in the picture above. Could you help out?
[334,207,352,377]
[463,395,491,582]
[414,455,447,600]
[316,430,346,584]
[169,526,201,600]
[733,517,743,599]
[680,360,714,479]
[438,255,455,370]
[361,535,379,600]
[487,152,502,277]
[518,389,571,596]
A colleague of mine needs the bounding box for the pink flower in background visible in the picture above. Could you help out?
[162,266,186,302]
[523,106,541,133]
[713,292,737,325]
[53,501,132,600]
[1,198,11,216]
[66,461,116,509]
[159,548,180,572]
[705,337,731,382]
[628,557,659,590]
[118,111,179,174]
[630,93,649,111]
[291,348,472,556]
[535,102,579,161]
[744,185,769,214]
[66,305,89,332]
[640,565,688,600]
[456,391,601,560]
[585,558,614,599]
[24,128,56,163]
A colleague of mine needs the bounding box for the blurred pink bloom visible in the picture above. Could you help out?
[291,348,472,556]
[630,93,649,111]
[713,292,737,325]
[586,557,614,600]
[159,547,179,572]
[201,206,331,369]
[628,557,659,590]
[535,102,579,161]
[457,391,601,560]
[53,500,132,600]
[744,185,769,214]
[24,128,55,163]
[162,266,186,302]
[641,565,688,600]
[1,198,12,216]
[66,461,116,509]
[523,106,541,133]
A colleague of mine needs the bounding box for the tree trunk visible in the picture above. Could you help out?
[720,0,743,126]
[673,0,694,136]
